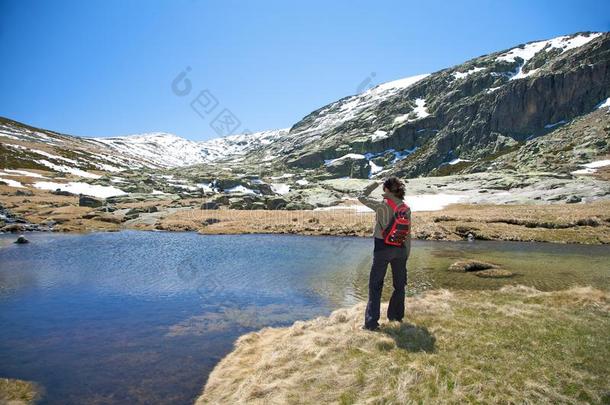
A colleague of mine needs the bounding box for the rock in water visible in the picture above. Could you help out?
[79,194,103,208]
[448,260,497,272]
[474,269,514,278]
[15,235,29,244]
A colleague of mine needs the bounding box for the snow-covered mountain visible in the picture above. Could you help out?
[1,31,609,183]
[86,128,289,168]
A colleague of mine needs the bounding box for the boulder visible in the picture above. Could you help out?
[14,189,34,196]
[285,202,315,210]
[52,189,74,196]
[325,157,370,178]
[14,235,29,244]
[79,195,103,208]
[202,218,221,226]
[1,223,25,233]
[201,202,220,210]
[448,260,497,272]
[266,197,288,210]
[565,195,582,204]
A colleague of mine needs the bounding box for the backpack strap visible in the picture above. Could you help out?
[385,198,409,213]
[385,198,399,212]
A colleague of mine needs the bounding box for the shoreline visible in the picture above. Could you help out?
[2,196,609,244]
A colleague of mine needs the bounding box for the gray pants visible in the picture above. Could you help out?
[364,238,408,329]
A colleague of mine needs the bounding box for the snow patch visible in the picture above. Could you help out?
[225,185,257,194]
[0,177,24,188]
[452,67,485,79]
[36,160,101,179]
[324,154,366,166]
[448,158,471,165]
[270,183,290,195]
[33,181,126,198]
[406,194,465,212]
[3,169,46,178]
[369,160,384,177]
[393,98,429,124]
[371,130,389,142]
[571,159,610,175]
[596,97,610,110]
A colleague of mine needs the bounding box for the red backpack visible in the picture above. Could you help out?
[382,198,411,246]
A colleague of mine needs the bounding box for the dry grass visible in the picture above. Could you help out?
[2,184,610,243]
[197,287,610,405]
[0,378,41,404]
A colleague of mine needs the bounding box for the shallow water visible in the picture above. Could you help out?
[0,231,608,404]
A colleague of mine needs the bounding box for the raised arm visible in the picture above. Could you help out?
[357,182,383,210]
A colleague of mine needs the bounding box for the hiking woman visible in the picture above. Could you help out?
[358,177,411,331]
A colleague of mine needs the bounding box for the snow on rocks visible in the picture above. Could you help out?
[393,98,429,124]
[2,169,47,178]
[35,160,101,179]
[497,33,602,81]
[369,161,384,177]
[33,181,126,198]
[571,160,610,175]
[324,154,366,166]
[292,74,430,137]
[452,67,485,79]
[448,158,471,165]
[596,97,610,110]
[371,130,389,142]
[225,185,257,194]
[270,183,291,195]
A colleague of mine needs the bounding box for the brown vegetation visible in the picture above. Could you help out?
[197,286,610,404]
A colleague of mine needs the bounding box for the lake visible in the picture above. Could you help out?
[0,231,608,404]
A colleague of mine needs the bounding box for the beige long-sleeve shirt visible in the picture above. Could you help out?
[358,191,412,255]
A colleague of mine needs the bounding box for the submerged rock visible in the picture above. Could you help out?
[474,269,514,278]
[448,259,497,272]
[14,235,29,244]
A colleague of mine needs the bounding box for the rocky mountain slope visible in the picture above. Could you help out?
[236,32,609,179]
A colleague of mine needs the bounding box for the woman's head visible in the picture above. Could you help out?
[383,177,406,199]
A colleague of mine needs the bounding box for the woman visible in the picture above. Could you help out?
[358,177,411,331]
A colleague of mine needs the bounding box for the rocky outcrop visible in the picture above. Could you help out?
[79,195,103,208]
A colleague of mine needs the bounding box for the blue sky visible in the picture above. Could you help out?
[1,0,608,140]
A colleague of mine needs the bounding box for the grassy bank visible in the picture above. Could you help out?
[0,378,41,404]
[197,286,609,404]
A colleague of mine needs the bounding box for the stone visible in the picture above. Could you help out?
[565,195,582,204]
[201,202,220,210]
[448,260,497,272]
[14,189,34,196]
[14,235,29,244]
[1,223,25,233]
[266,197,288,210]
[52,189,74,196]
[79,194,103,208]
